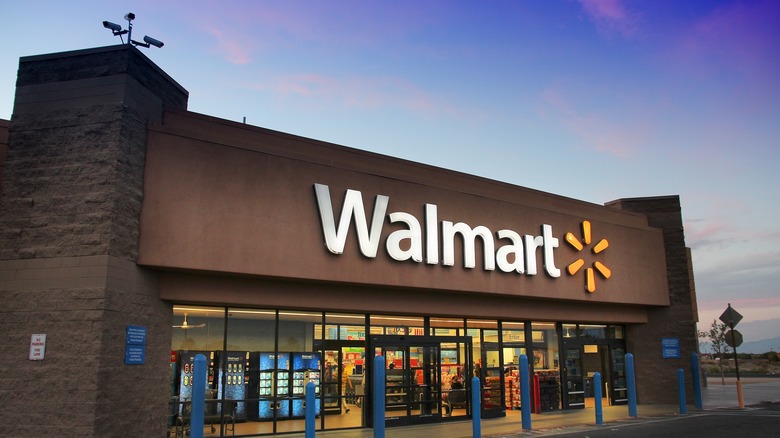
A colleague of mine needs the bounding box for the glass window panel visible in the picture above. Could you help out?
[278,310,321,352]
[580,324,607,339]
[467,319,498,329]
[225,308,276,423]
[431,317,464,336]
[370,314,423,336]
[562,324,578,339]
[277,311,321,433]
[324,312,366,340]
[531,322,561,411]
[501,326,525,343]
[171,305,226,352]
[170,306,226,420]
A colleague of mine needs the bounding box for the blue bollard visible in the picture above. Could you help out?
[305,381,316,438]
[691,353,703,410]
[626,353,637,417]
[677,368,687,414]
[471,376,481,438]
[373,355,385,438]
[594,372,603,425]
[519,354,532,430]
[190,354,207,438]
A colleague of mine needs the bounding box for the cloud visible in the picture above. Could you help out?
[577,0,641,39]
[662,0,780,110]
[537,85,641,157]
[248,72,463,118]
[201,25,254,65]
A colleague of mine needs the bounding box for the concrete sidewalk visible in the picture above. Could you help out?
[283,378,780,438]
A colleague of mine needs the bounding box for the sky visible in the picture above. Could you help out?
[1,1,779,340]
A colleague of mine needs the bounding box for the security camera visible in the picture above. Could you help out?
[143,36,164,48]
[103,21,122,32]
[125,12,135,22]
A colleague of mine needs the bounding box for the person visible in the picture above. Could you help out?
[450,374,463,390]
[341,362,354,413]
[388,362,395,369]
[443,374,465,416]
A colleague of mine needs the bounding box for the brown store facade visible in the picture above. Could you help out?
[0,45,699,437]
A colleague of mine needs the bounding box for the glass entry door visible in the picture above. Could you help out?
[563,348,585,409]
[562,341,626,409]
[317,341,365,415]
[371,335,471,427]
[609,346,628,405]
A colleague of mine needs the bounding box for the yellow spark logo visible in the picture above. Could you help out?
[565,220,611,293]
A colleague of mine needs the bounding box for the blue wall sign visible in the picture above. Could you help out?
[662,337,680,359]
[125,345,146,364]
[126,325,147,345]
[125,325,147,364]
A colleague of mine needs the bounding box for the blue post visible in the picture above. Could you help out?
[677,368,687,414]
[305,381,316,438]
[373,355,385,438]
[190,354,206,438]
[471,376,481,438]
[519,354,532,430]
[594,372,603,425]
[626,353,637,417]
[691,353,703,410]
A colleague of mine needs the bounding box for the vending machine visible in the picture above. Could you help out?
[291,352,321,417]
[275,353,291,419]
[249,352,291,420]
[217,351,250,420]
[176,351,216,413]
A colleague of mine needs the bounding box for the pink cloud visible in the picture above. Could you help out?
[538,86,639,158]
[181,1,435,64]
[250,72,459,118]
[665,0,780,112]
[201,25,254,65]
[577,0,641,39]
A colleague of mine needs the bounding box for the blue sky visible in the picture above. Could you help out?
[2,1,779,336]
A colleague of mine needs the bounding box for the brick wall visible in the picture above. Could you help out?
[0,45,186,437]
[607,196,699,404]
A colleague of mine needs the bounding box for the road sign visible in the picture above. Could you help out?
[719,304,743,327]
[725,329,743,348]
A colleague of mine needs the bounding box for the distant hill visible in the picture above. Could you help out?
[739,336,780,354]
[700,336,780,354]
[698,317,780,354]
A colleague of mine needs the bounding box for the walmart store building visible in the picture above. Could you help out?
[0,46,699,437]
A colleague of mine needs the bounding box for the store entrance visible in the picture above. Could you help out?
[316,341,366,416]
[562,340,627,409]
[371,335,472,427]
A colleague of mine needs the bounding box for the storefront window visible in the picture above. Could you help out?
[580,324,606,339]
[225,308,276,428]
[531,322,561,411]
[430,317,465,336]
[370,314,424,336]
[466,319,502,416]
[172,305,226,352]
[170,306,227,433]
[562,323,579,339]
[275,311,321,433]
[323,313,366,341]
[501,322,525,411]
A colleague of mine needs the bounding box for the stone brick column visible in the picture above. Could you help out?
[607,196,699,404]
[0,45,187,437]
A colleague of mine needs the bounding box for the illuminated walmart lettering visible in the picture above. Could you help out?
[314,184,561,277]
